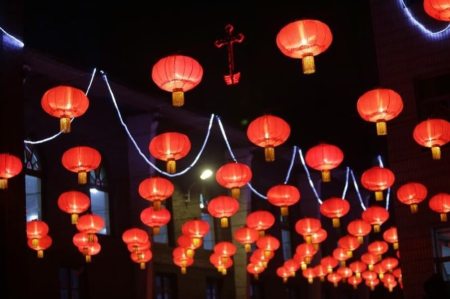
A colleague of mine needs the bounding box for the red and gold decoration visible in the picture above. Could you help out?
[428,192,450,222]
[57,191,91,224]
[149,132,191,173]
[0,153,22,189]
[62,146,101,184]
[305,143,344,182]
[246,210,275,236]
[396,182,428,213]
[362,206,389,233]
[207,195,239,228]
[413,118,450,160]
[140,207,171,234]
[266,184,300,216]
[138,177,174,210]
[320,197,350,227]
[233,226,259,252]
[424,0,450,21]
[215,162,252,199]
[361,166,395,201]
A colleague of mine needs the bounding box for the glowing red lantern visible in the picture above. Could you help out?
[373,263,386,280]
[122,228,149,248]
[207,195,239,228]
[276,19,332,74]
[138,177,174,210]
[368,241,389,259]
[429,193,450,222]
[338,235,360,258]
[76,214,105,240]
[320,197,350,228]
[303,268,316,284]
[78,241,101,263]
[383,278,398,292]
[247,263,264,279]
[381,257,399,273]
[333,247,350,267]
[62,146,101,184]
[347,219,372,243]
[246,210,275,236]
[26,220,49,241]
[362,252,380,271]
[149,132,191,173]
[57,191,90,224]
[362,206,389,233]
[383,227,399,250]
[73,232,98,248]
[27,235,52,258]
[313,264,328,281]
[327,272,342,287]
[311,228,328,249]
[151,55,203,107]
[357,88,403,136]
[215,162,252,199]
[361,166,395,201]
[140,207,171,234]
[267,184,300,216]
[277,267,291,283]
[284,259,300,276]
[131,249,153,269]
[295,243,318,266]
[305,143,344,182]
[348,276,363,289]
[256,235,280,257]
[41,85,89,133]
[413,118,450,160]
[349,261,367,278]
[127,241,150,253]
[173,247,194,274]
[181,219,210,246]
[362,270,378,282]
[321,256,338,273]
[424,0,450,21]
[246,114,290,162]
[0,153,22,189]
[295,217,321,243]
[337,267,353,279]
[366,277,380,291]
[214,242,237,259]
[233,226,259,252]
[209,252,233,275]
[396,182,428,213]
[177,235,200,258]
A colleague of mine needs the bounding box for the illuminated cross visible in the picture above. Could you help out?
[214,24,245,85]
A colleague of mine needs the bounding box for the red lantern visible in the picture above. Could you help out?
[250,248,274,267]
[313,264,328,281]
[149,132,191,173]
[26,220,49,241]
[76,214,105,239]
[151,55,203,107]
[78,242,101,263]
[373,263,386,280]
[321,256,339,273]
[305,143,344,182]
[256,235,280,257]
[347,219,372,243]
[57,191,90,224]
[361,166,395,201]
[173,247,193,274]
[349,261,367,278]
[303,268,316,284]
[383,227,399,250]
[366,277,380,291]
[267,184,300,216]
[429,193,450,222]
[246,114,290,162]
[215,162,252,199]
[140,207,171,235]
[131,249,153,270]
[357,88,403,136]
[277,267,291,283]
[295,243,318,266]
[209,252,233,275]
[333,247,350,267]
[41,85,89,133]
[181,219,210,246]
[177,235,201,258]
[127,241,151,254]
[284,259,300,277]
[413,118,450,160]
[368,241,389,259]
[311,228,328,249]
[361,252,380,271]
[214,241,237,257]
[362,206,389,233]
[276,19,333,74]
[207,195,239,228]
[27,235,52,258]
[396,182,428,213]
[122,228,149,248]
[138,177,174,210]
[247,263,264,279]
[383,278,398,292]
[320,197,350,228]
[381,257,399,273]
[348,276,363,289]
[246,210,275,236]
[327,272,342,287]
[73,232,98,248]
[338,235,360,258]
[424,0,450,21]
[295,217,321,243]
[62,146,101,184]
[337,267,353,279]
[233,226,259,252]
[0,153,22,189]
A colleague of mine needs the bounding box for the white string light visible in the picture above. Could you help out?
[297,148,322,205]
[342,166,350,199]
[350,169,367,211]
[283,146,297,184]
[0,25,24,48]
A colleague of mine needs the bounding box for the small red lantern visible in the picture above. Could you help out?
[277,267,291,283]
[348,276,363,289]
[311,228,328,249]
[27,235,52,258]
[295,243,318,267]
[347,219,372,243]
[127,241,150,254]
[338,235,360,258]
[57,191,90,224]
[214,241,237,267]
[383,227,399,250]
[320,256,339,273]
[327,272,342,287]
[173,247,193,274]
[256,235,280,257]
[140,207,171,235]
[313,264,328,281]
[181,219,210,246]
[362,206,389,233]
[73,232,99,254]
[361,253,379,271]
[373,263,386,280]
[151,55,203,107]
[337,267,353,279]
[78,242,101,263]
[233,226,259,252]
[349,261,367,278]
[366,277,380,291]
[250,249,274,268]
[305,143,344,182]
[267,184,300,216]
[0,153,22,190]
[138,177,174,210]
[209,252,233,275]
[357,88,403,136]
[362,270,378,281]
[122,228,149,248]
[246,210,275,236]
[76,214,105,240]
[303,268,316,284]
[284,259,300,277]
[396,182,428,213]
[429,193,450,222]
[246,114,290,162]
[381,257,399,273]
[41,85,89,133]
[130,249,153,270]
[207,195,239,228]
[320,197,350,228]
[215,162,252,199]
[247,263,264,279]
[26,219,49,240]
[368,241,389,259]
[333,247,350,267]
[413,118,450,160]
[177,235,201,258]
[276,19,333,74]
[149,132,191,174]
[424,0,450,21]
[361,166,395,201]
[295,217,321,243]
[62,146,101,184]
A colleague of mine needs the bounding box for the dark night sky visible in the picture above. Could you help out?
[24,1,384,171]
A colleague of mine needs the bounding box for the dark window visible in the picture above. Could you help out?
[206,277,221,299]
[89,166,110,235]
[281,229,292,260]
[59,268,80,299]
[154,273,177,299]
[24,144,42,221]
[201,210,215,250]
[432,227,450,282]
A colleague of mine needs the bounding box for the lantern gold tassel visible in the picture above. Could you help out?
[302,54,315,74]
[60,117,71,133]
[78,171,87,184]
[37,250,44,258]
[431,146,441,160]
[0,178,8,189]
[375,191,383,201]
[321,170,331,182]
[440,213,447,222]
[410,204,418,214]
[140,262,146,270]
[153,200,161,211]
[71,214,79,224]
[85,255,91,263]
[264,147,275,162]
[332,218,340,228]
[153,226,160,235]
[166,159,176,174]
[244,244,251,253]
[220,217,229,228]
[280,206,288,217]
[376,121,387,136]
[231,187,240,199]
[172,88,184,107]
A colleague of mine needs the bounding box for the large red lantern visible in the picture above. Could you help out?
[413,118,450,160]
[0,153,22,190]
[349,261,367,278]
[122,228,149,248]
[76,214,105,240]
[276,19,333,74]
[246,114,290,162]
[381,257,399,273]
[26,219,49,243]
[140,207,171,234]
[57,191,90,224]
[320,197,350,228]
[347,219,372,243]
[338,235,361,258]
[429,193,450,222]
[295,217,321,243]
[383,227,399,250]
[233,226,259,252]
[173,247,194,274]
[396,182,428,213]
[424,0,450,21]
[362,270,378,282]
[27,235,52,258]
[305,143,344,182]
[131,250,153,270]
[311,228,328,249]
[215,162,252,199]
[361,253,379,271]
[149,132,191,174]
[361,166,395,201]
[357,88,403,136]
[213,241,237,265]
[62,146,101,184]
[181,219,210,246]
[207,195,239,228]
[138,177,174,210]
[362,206,389,233]
[73,232,98,248]
[151,55,203,107]
[337,267,353,279]
[41,85,89,133]
[246,210,275,236]
[267,184,300,216]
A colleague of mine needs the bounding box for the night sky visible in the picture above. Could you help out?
[24,1,384,171]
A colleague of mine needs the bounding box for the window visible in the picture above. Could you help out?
[206,278,221,299]
[59,267,80,299]
[89,167,110,235]
[281,229,292,260]
[24,144,42,221]
[433,227,450,281]
[201,210,215,250]
[154,273,176,299]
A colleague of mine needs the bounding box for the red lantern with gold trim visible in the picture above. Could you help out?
[361,166,395,201]
[215,162,252,199]
[347,219,372,244]
[383,227,399,250]
[138,177,174,210]
[305,143,344,182]
[429,192,450,222]
[424,0,450,21]
[207,195,239,228]
[181,219,210,247]
[396,182,428,213]
[295,217,321,243]
[57,191,90,224]
[267,184,300,216]
[320,197,350,228]
[413,118,450,160]
[149,132,191,174]
[131,249,153,270]
[0,153,22,190]
[233,226,259,252]
[62,146,101,184]
[362,206,389,233]
[27,235,52,258]
[140,207,171,235]
[246,210,275,236]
